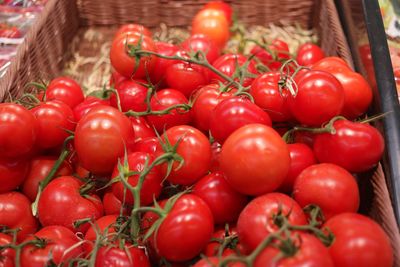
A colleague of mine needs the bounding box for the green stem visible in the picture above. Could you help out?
[125,103,191,117]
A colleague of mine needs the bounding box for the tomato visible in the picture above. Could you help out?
[0,157,29,193]
[254,232,334,267]
[38,176,103,233]
[110,33,156,79]
[203,1,233,24]
[279,143,317,193]
[96,246,150,267]
[150,42,179,87]
[111,152,162,206]
[21,225,83,266]
[220,124,290,195]
[73,96,111,122]
[133,137,163,156]
[296,43,325,66]
[313,120,385,172]
[0,233,15,267]
[237,193,307,251]
[182,34,221,63]
[145,194,214,262]
[110,70,128,88]
[74,105,135,175]
[210,96,272,143]
[84,215,119,254]
[193,172,248,224]
[210,141,222,172]
[102,191,130,216]
[129,116,155,142]
[146,89,192,132]
[323,213,393,267]
[114,23,152,39]
[287,70,345,126]
[193,257,245,267]
[160,126,212,185]
[204,227,246,257]
[192,84,234,132]
[249,71,292,122]
[211,54,258,87]
[0,103,37,158]
[0,192,38,241]
[31,100,75,149]
[312,57,351,73]
[293,163,359,220]
[110,80,149,112]
[250,39,291,71]
[192,8,230,48]
[45,77,84,108]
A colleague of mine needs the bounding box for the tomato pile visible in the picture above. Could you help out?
[0,1,394,267]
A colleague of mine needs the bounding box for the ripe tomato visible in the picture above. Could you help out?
[102,191,130,216]
[254,232,334,267]
[160,126,212,185]
[237,193,307,251]
[313,120,385,173]
[220,124,290,195]
[323,213,393,267]
[193,257,245,267]
[38,176,104,233]
[110,70,128,88]
[204,227,246,257]
[312,57,351,74]
[74,105,135,175]
[133,136,163,156]
[111,152,162,206]
[210,96,272,143]
[95,246,150,267]
[293,163,359,220]
[31,100,75,149]
[114,23,152,39]
[287,70,345,126]
[146,89,192,132]
[46,76,84,109]
[21,226,83,266]
[193,171,248,224]
[0,157,29,193]
[150,42,179,86]
[182,34,221,63]
[129,116,155,142]
[109,80,149,112]
[203,1,233,25]
[0,192,38,241]
[84,214,119,254]
[296,43,325,66]
[210,141,222,172]
[0,233,14,267]
[73,96,111,122]
[110,33,156,79]
[0,103,37,158]
[250,39,291,71]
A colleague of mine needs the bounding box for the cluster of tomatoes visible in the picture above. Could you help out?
[0,1,394,267]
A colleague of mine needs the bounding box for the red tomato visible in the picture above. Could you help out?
[193,257,245,267]
[38,176,103,233]
[22,156,72,201]
[287,70,345,126]
[110,33,156,79]
[210,141,222,172]
[293,163,359,220]
[254,232,334,267]
[323,213,393,267]
[0,157,29,193]
[111,152,162,206]
[31,100,75,149]
[312,57,351,73]
[110,80,149,112]
[0,192,38,241]
[313,120,385,172]
[279,143,317,193]
[220,124,290,195]
[21,226,83,266]
[193,172,248,224]
[103,191,130,216]
[133,136,163,156]
[95,246,150,267]
[250,39,291,71]
[146,88,192,132]
[74,105,135,175]
[150,42,179,86]
[129,116,155,143]
[210,96,272,143]
[237,193,307,251]
[182,34,221,63]
[211,54,258,87]
[204,227,246,257]
[203,1,233,24]
[84,215,119,254]
[160,126,212,185]
[110,70,128,88]
[0,103,37,158]
[46,77,84,109]
[73,96,111,122]
[0,233,14,267]
[114,23,152,39]
[296,43,325,66]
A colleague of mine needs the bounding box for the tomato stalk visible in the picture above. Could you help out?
[0,238,46,267]
[278,59,309,97]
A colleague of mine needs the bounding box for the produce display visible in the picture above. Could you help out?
[0,1,394,267]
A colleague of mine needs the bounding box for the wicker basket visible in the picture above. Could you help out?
[0,0,399,265]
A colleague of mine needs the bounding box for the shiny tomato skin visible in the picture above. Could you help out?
[0,157,29,193]
[21,225,83,266]
[182,34,221,63]
[237,193,307,252]
[323,213,393,267]
[220,124,290,196]
[0,103,37,158]
[74,105,135,175]
[114,23,152,39]
[95,246,150,267]
[146,89,192,132]
[210,97,272,143]
[203,1,233,24]
[110,80,149,112]
[293,163,359,220]
[312,57,352,73]
[313,120,384,173]
[0,233,14,267]
[296,43,325,66]
[31,100,75,150]
[73,96,111,122]
[102,191,130,216]
[46,76,84,109]
[150,42,179,86]
[133,137,163,156]
[161,126,212,185]
[288,70,345,126]
[129,116,155,143]
[22,156,73,201]
[0,192,38,242]
[193,171,248,224]
[110,33,156,79]
[38,176,104,233]
[193,257,245,267]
